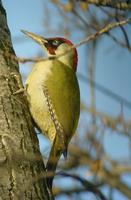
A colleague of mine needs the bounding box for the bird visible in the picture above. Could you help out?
[22,30,80,189]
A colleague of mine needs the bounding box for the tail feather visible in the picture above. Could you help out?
[63,148,68,159]
[46,134,67,189]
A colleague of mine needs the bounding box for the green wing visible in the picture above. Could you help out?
[45,60,80,141]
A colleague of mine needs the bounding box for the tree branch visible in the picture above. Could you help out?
[80,0,131,10]
[3,17,130,64]
[56,172,107,200]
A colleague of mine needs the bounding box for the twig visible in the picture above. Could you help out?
[3,18,131,64]
[115,15,130,49]
[56,171,107,200]
[81,0,131,10]
[53,187,88,196]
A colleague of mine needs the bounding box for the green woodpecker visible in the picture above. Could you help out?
[22,30,80,188]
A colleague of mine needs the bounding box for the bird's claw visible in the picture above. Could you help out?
[13,88,26,95]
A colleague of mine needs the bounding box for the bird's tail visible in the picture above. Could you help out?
[46,134,67,189]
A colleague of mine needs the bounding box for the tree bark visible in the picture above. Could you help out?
[0,1,51,199]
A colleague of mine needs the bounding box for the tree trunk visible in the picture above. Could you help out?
[0,1,51,199]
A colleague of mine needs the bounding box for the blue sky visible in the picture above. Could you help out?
[3,0,131,199]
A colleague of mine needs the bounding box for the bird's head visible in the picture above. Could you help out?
[22,30,78,72]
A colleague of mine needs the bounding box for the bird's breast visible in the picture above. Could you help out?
[25,61,56,142]
[25,59,80,144]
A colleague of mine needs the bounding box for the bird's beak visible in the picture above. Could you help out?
[21,30,48,45]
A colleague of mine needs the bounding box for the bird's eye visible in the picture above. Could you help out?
[52,40,59,46]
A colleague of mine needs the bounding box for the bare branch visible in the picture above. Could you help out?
[3,17,130,64]
[53,187,88,196]
[56,172,107,200]
[66,145,131,199]
[79,0,131,10]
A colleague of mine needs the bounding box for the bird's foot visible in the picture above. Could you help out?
[13,88,26,95]
[11,72,27,95]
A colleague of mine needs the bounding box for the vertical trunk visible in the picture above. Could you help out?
[0,1,52,199]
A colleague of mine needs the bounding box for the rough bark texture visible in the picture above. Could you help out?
[0,1,51,200]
